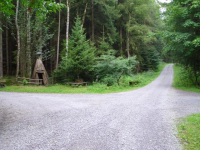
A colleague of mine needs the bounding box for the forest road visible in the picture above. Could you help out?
[0,64,200,150]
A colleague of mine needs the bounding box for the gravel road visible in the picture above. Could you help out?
[0,64,200,150]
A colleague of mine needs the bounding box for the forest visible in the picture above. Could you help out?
[0,0,199,87]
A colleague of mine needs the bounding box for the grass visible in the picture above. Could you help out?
[173,65,200,93]
[177,114,200,150]
[174,65,200,149]
[0,63,167,94]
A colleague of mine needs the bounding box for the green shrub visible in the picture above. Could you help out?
[23,79,28,85]
[6,79,13,85]
[101,75,117,86]
[95,51,138,86]
[119,76,134,87]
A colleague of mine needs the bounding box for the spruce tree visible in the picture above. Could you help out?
[66,17,95,80]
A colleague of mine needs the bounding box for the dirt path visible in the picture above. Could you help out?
[0,64,200,150]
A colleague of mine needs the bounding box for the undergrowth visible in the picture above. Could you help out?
[173,65,200,93]
[0,63,167,94]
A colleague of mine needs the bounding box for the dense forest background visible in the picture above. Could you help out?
[0,0,199,86]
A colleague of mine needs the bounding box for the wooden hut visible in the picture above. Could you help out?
[32,52,48,85]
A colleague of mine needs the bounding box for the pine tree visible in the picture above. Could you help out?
[66,17,95,80]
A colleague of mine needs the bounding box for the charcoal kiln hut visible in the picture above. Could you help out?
[32,52,48,85]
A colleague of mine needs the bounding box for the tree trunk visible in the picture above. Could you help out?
[15,0,21,81]
[56,0,61,69]
[120,25,123,56]
[126,13,131,59]
[21,42,26,77]
[26,9,31,78]
[126,30,130,59]
[39,26,42,52]
[6,20,9,76]
[0,12,3,78]
[103,25,105,41]
[81,2,88,29]
[91,0,94,42]
[66,0,70,56]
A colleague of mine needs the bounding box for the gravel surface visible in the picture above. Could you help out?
[0,64,200,150]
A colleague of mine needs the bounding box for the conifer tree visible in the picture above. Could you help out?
[66,16,95,80]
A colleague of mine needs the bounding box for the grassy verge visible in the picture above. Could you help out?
[0,63,167,94]
[173,65,200,93]
[177,114,200,150]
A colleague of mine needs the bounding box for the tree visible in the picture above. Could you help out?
[56,0,61,69]
[15,0,64,78]
[66,17,95,80]
[0,12,2,79]
[54,17,95,82]
[164,0,200,85]
[66,0,70,56]
[0,0,14,79]
[15,0,20,80]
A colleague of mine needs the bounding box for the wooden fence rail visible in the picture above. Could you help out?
[17,77,43,85]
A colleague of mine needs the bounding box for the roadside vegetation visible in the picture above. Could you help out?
[177,114,200,150]
[0,63,166,94]
[173,65,200,93]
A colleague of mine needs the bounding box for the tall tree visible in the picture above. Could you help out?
[15,0,20,80]
[66,17,95,80]
[91,0,94,42]
[26,5,31,77]
[6,20,9,75]
[66,0,70,56]
[0,12,2,78]
[164,0,200,85]
[0,0,14,78]
[56,0,61,69]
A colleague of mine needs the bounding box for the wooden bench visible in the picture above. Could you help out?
[67,79,88,86]
[68,82,88,86]
[0,82,5,88]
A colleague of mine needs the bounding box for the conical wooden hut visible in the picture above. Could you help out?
[32,52,48,85]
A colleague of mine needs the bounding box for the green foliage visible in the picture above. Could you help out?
[5,79,13,85]
[117,0,163,71]
[95,51,138,85]
[55,17,96,82]
[173,65,200,93]
[97,40,112,56]
[0,0,14,15]
[67,17,95,80]
[20,0,65,19]
[164,0,200,85]
[22,79,27,85]
[0,63,167,93]
[178,114,200,150]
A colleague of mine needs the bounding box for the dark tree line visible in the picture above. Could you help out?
[163,0,200,86]
[0,0,163,83]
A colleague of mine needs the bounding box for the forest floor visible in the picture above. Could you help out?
[1,64,200,149]
[0,63,167,94]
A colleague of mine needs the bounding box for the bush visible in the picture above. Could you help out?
[95,51,138,86]
[175,65,197,87]
[23,79,28,85]
[6,79,13,85]
[101,75,117,86]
